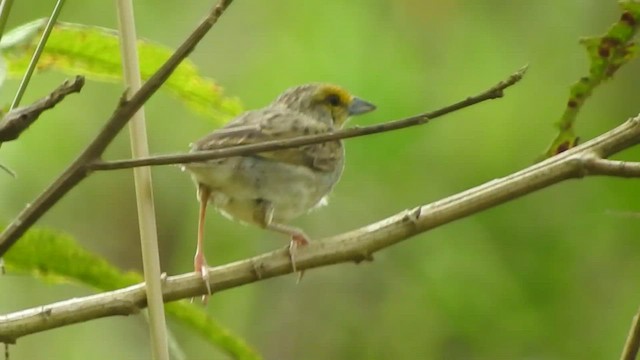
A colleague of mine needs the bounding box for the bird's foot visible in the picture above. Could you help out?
[288,232,310,283]
[193,255,211,304]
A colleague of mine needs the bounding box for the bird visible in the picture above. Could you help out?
[184,83,376,295]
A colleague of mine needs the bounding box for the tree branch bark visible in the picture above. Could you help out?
[0,76,85,143]
[583,157,640,177]
[1,113,639,343]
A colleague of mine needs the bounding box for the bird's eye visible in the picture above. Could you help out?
[326,94,341,106]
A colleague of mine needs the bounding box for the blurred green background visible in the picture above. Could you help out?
[2,0,640,359]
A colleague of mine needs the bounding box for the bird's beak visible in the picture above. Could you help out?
[348,97,376,116]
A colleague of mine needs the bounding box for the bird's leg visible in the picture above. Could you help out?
[255,200,309,282]
[194,184,212,301]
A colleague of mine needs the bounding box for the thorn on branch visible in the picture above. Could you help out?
[40,306,52,318]
[402,207,423,226]
[0,76,85,143]
[251,260,265,279]
[118,89,130,106]
[354,251,374,263]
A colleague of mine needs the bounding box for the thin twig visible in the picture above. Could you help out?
[1,113,639,342]
[0,76,85,143]
[583,156,640,177]
[0,164,15,178]
[10,0,66,110]
[621,308,640,360]
[89,65,528,171]
[116,0,169,359]
[0,0,235,257]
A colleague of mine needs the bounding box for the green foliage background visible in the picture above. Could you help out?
[1,1,640,359]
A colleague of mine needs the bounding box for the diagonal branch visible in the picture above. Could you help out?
[89,66,528,171]
[1,113,639,343]
[0,76,85,143]
[0,0,234,257]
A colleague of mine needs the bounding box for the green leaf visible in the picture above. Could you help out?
[3,227,139,289]
[166,302,261,360]
[543,1,640,158]
[0,19,242,123]
[3,227,261,360]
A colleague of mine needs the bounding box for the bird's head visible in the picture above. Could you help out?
[272,84,376,128]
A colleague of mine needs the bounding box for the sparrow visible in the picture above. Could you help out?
[185,83,376,294]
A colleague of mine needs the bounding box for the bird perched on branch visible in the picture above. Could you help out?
[184,84,376,294]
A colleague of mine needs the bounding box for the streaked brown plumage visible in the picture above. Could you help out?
[185,84,376,293]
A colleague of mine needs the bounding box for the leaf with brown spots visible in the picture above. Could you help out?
[543,1,640,158]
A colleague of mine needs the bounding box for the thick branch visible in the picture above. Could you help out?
[0,76,85,143]
[1,114,639,342]
[0,0,234,257]
[89,66,528,171]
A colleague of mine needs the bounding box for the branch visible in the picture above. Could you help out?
[1,113,639,342]
[621,307,640,360]
[89,66,528,171]
[583,157,640,177]
[0,0,234,257]
[0,76,85,143]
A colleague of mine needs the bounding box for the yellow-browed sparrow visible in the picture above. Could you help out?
[185,84,376,291]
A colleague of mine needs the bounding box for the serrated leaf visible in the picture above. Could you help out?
[0,19,242,123]
[3,227,261,360]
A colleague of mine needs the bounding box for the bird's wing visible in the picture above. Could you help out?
[191,108,342,172]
